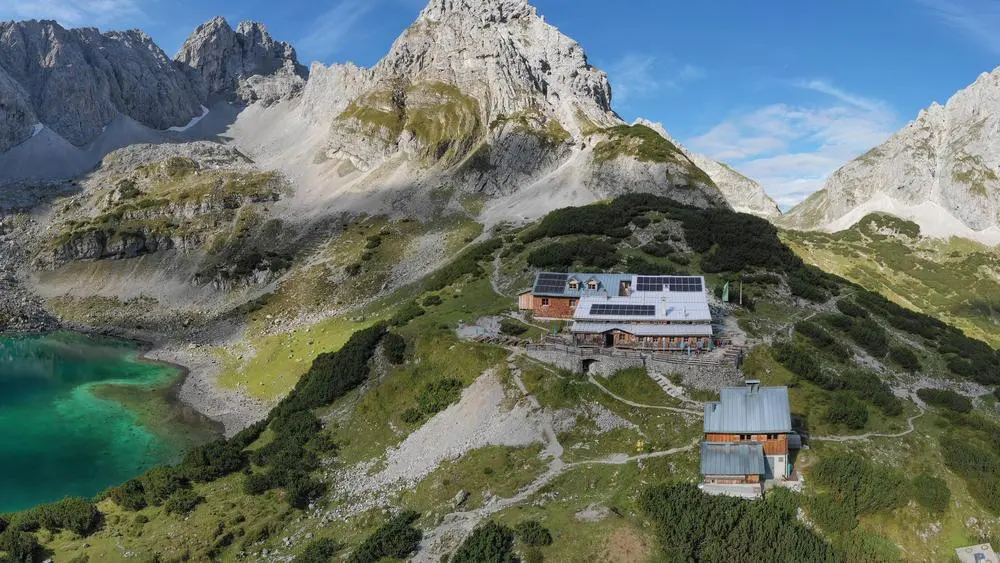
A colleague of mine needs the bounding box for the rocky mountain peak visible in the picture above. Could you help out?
[634,119,781,219]
[418,0,535,24]
[0,19,203,148]
[782,65,1000,242]
[365,0,615,135]
[175,16,306,103]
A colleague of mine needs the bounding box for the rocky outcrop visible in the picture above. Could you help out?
[635,119,781,218]
[308,0,723,211]
[41,142,282,267]
[0,66,36,153]
[175,17,307,104]
[783,67,1000,241]
[0,20,204,148]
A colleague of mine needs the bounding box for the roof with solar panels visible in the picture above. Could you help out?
[531,272,712,323]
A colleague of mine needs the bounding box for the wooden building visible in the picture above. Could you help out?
[520,272,714,350]
[700,380,798,486]
[519,273,634,320]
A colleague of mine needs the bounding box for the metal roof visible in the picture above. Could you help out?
[700,442,765,476]
[532,272,633,297]
[574,295,711,323]
[703,385,792,434]
[530,272,708,299]
[570,322,714,337]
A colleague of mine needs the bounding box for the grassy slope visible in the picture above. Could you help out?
[782,214,1000,348]
[21,202,1000,562]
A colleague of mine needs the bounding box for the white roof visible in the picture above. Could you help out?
[573,293,711,323]
[571,323,713,337]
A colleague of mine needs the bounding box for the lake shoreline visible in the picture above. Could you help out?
[3,325,270,438]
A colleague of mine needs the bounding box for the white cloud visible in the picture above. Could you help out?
[916,0,1000,55]
[688,82,898,209]
[295,0,375,63]
[609,54,705,106]
[0,0,143,26]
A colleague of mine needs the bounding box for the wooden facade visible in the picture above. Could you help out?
[704,433,789,456]
[527,295,578,319]
[574,330,710,351]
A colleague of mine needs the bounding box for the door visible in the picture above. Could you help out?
[604,331,615,348]
[764,455,776,480]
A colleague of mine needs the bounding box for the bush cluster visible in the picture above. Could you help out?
[383,332,407,364]
[840,369,903,417]
[624,255,679,276]
[810,454,907,517]
[164,488,204,516]
[236,324,386,506]
[795,321,850,360]
[772,342,840,390]
[417,379,464,415]
[854,290,1000,385]
[294,537,342,563]
[347,511,422,563]
[0,529,40,562]
[889,345,921,372]
[423,239,502,292]
[911,473,950,514]
[452,521,518,563]
[515,520,552,547]
[2,497,101,537]
[526,237,620,270]
[639,483,837,561]
[808,494,859,533]
[390,302,425,326]
[640,241,674,258]
[825,393,869,430]
[835,299,869,319]
[940,438,1000,513]
[917,388,972,413]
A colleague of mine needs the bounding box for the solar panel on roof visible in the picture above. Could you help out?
[535,273,569,294]
[635,276,703,292]
[589,304,656,316]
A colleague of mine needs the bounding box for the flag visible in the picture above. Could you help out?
[722,282,730,302]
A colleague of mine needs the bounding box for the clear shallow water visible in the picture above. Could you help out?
[0,332,219,512]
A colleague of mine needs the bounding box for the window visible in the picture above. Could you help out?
[587,280,599,290]
[739,434,751,440]
[541,298,550,306]
[569,299,577,307]
[568,280,579,289]
[766,433,778,440]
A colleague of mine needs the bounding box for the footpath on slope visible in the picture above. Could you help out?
[412,351,699,560]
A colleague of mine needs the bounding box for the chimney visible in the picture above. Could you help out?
[745,379,760,394]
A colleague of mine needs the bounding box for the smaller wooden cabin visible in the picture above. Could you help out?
[701,380,797,485]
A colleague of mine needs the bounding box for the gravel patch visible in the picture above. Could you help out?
[148,343,270,437]
[456,316,502,340]
[583,402,639,433]
[325,369,548,519]
[574,503,611,522]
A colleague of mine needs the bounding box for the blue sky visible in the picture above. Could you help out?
[2,0,999,208]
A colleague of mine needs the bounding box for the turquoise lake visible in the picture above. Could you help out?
[0,332,220,512]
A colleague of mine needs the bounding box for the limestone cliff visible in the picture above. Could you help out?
[783,67,1000,242]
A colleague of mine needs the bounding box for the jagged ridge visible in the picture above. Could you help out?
[783,67,1000,242]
